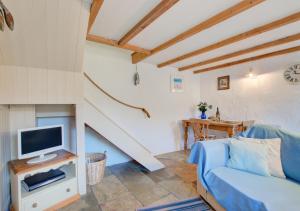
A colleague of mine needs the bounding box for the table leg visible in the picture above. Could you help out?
[184,125,188,151]
[227,128,234,138]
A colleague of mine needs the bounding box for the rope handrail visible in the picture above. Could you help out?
[84,72,151,118]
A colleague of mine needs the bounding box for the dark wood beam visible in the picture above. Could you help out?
[179,33,300,71]
[87,0,104,33]
[87,34,151,54]
[132,0,265,64]
[118,0,179,46]
[158,11,300,68]
[194,45,300,74]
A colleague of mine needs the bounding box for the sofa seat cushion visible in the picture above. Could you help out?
[205,167,300,211]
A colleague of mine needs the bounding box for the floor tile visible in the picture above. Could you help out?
[92,175,128,203]
[59,191,101,211]
[173,163,197,183]
[145,167,177,183]
[100,191,142,211]
[111,162,170,206]
[148,193,178,207]
[158,177,198,200]
[61,150,201,211]
[156,150,188,162]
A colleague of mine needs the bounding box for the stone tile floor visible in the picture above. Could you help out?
[60,150,203,211]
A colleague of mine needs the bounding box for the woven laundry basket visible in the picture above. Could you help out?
[86,152,106,185]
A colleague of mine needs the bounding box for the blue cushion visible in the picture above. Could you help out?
[206,167,300,211]
[240,124,300,183]
[227,141,270,176]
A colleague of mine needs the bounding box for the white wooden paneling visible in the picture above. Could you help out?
[0,105,11,211]
[0,0,90,72]
[28,67,48,104]
[12,66,29,103]
[0,66,83,104]
[9,105,36,160]
[75,103,86,195]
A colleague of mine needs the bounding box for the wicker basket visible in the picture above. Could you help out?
[86,152,106,185]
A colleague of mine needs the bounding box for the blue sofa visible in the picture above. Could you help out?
[188,125,300,211]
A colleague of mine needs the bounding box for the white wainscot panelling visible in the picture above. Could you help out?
[0,105,11,211]
[0,0,90,73]
[0,66,83,104]
[9,105,36,160]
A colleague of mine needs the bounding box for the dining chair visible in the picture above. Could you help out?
[190,119,216,142]
[241,120,255,131]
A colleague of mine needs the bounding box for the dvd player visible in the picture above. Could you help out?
[22,169,66,192]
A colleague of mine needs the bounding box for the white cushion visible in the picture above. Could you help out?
[238,137,286,179]
[227,140,270,176]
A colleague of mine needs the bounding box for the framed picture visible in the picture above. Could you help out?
[217,75,230,90]
[170,74,184,92]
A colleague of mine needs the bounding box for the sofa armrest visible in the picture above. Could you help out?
[188,139,231,190]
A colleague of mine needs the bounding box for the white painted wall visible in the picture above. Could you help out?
[199,54,300,133]
[83,41,200,163]
[85,127,132,166]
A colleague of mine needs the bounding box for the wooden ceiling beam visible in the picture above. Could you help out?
[158,11,300,68]
[118,0,180,46]
[179,33,300,71]
[132,0,265,64]
[194,45,300,74]
[86,34,151,54]
[87,0,104,33]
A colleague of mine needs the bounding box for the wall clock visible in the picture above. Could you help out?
[284,64,300,84]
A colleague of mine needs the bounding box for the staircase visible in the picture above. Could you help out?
[84,76,165,171]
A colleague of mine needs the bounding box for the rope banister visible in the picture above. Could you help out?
[84,72,151,118]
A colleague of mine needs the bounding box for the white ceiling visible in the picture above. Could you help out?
[0,0,90,72]
[90,0,300,71]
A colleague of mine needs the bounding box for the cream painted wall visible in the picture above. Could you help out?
[199,54,300,133]
[84,41,200,162]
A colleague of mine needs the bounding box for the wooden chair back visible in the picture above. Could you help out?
[190,119,210,141]
[242,120,255,131]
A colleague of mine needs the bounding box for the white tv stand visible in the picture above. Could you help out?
[9,150,79,211]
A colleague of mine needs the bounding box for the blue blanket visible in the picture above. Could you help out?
[188,124,300,211]
[240,124,300,183]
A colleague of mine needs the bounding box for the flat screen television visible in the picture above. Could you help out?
[18,125,64,164]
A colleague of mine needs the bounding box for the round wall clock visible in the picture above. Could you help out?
[284,64,300,84]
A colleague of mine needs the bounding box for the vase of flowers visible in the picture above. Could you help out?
[197,102,212,119]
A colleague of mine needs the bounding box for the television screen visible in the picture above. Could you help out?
[21,126,62,155]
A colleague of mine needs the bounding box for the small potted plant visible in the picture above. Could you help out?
[197,102,212,119]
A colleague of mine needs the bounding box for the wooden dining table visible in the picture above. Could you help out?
[182,119,244,151]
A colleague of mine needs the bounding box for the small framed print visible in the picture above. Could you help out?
[170,74,184,93]
[217,75,230,90]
